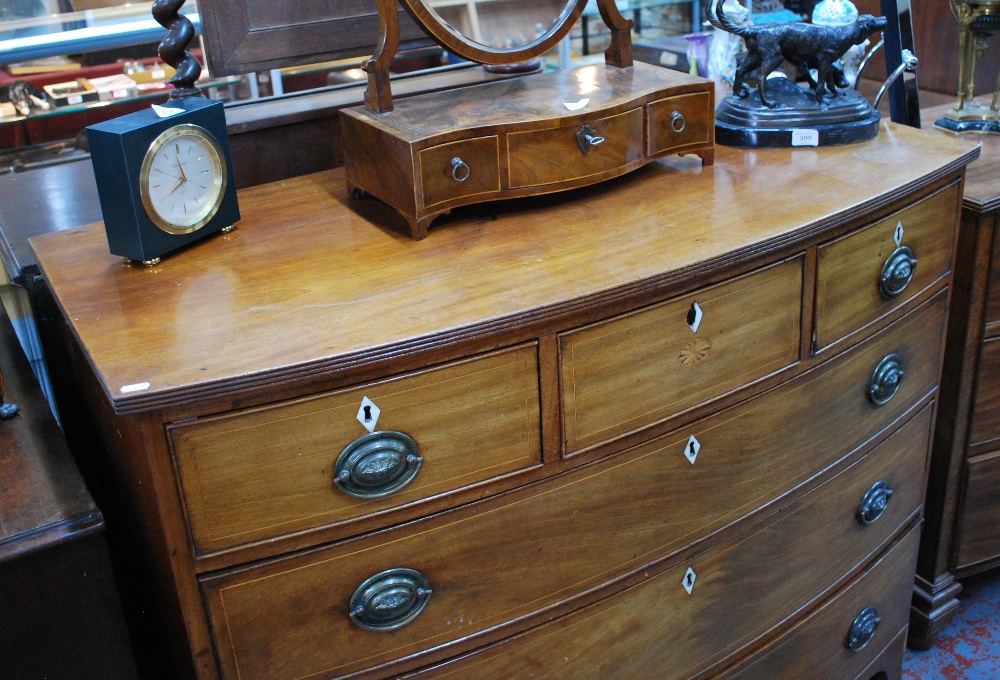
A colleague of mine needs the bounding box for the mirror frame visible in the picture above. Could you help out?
[398,0,590,65]
[363,0,633,112]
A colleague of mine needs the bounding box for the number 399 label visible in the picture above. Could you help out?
[791,129,819,147]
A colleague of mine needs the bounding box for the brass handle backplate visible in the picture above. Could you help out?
[349,567,433,631]
[857,480,894,525]
[879,245,917,299]
[868,353,904,406]
[576,124,606,155]
[334,430,422,499]
[846,605,881,652]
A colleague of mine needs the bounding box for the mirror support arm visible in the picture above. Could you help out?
[597,0,634,67]
[363,0,401,113]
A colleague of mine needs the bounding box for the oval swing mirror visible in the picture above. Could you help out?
[399,0,590,64]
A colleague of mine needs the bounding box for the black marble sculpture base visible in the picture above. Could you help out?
[934,116,1000,135]
[715,77,881,148]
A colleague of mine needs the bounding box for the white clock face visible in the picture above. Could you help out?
[140,124,226,234]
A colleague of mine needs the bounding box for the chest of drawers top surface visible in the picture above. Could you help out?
[29,124,977,413]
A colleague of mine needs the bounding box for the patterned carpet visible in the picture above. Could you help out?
[903,569,1000,679]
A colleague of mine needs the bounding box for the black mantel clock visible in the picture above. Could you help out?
[86,0,239,266]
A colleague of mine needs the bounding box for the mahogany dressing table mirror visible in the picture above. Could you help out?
[342,0,716,238]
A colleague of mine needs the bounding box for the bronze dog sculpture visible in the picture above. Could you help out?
[707,0,887,107]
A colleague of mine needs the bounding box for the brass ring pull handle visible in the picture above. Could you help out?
[349,568,433,631]
[576,124,606,155]
[857,480,894,525]
[846,606,881,652]
[868,353,904,406]
[671,111,687,133]
[879,245,917,299]
[334,431,422,499]
[450,157,471,182]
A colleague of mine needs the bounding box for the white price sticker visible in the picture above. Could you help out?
[152,69,167,79]
[67,94,83,105]
[112,88,127,99]
[791,129,819,147]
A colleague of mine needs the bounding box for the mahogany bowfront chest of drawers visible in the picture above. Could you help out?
[31,125,977,679]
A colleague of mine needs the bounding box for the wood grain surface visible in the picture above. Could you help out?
[28,125,978,415]
[813,181,961,351]
[386,406,931,680]
[170,343,541,554]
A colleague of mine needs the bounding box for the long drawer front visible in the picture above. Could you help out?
[395,407,931,680]
[169,344,542,554]
[201,294,941,679]
[718,520,920,679]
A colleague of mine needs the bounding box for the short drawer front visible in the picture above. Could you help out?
[969,336,1000,447]
[170,344,541,554]
[202,364,934,680]
[646,91,713,156]
[814,181,960,350]
[719,521,920,679]
[390,408,931,680]
[507,108,643,188]
[419,136,501,208]
[560,257,803,453]
[955,448,1000,569]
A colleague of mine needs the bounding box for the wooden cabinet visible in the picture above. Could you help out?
[0,305,136,679]
[909,103,1000,649]
[29,125,976,679]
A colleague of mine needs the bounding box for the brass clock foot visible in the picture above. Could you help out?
[123,257,161,267]
[221,225,235,233]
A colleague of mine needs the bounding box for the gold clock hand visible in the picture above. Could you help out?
[176,155,188,183]
[167,176,185,197]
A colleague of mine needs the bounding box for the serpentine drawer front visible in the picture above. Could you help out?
[506,108,643,188]
[169,344,541,554]
[814,181,960,350]
[384,407,931,680]
[28,129,975,679]
[419,136,501,208]
[646,91,714,156]
[560,258,802,453]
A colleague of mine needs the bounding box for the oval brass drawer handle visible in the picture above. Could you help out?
[349,567,433,631]
[846,605,881,652]
[334,430,423,499]
[879,245,917,299]
[857,480,894,525]
[868,353,904,406]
